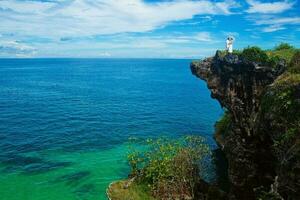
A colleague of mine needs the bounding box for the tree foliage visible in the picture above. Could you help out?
[274,43,295,51]
[241,46,269,65]
[127,136,210,200]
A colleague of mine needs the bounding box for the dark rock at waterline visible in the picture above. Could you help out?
[195,179,228,200]
[213,148,229,192]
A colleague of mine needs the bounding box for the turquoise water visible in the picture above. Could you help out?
[0,59,222,200]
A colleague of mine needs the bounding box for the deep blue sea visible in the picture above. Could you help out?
[0,59,223,200]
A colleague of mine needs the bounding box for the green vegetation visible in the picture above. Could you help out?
[238,46,285,68]
[275,72,300,85]
[267,49,296,64]
[217,43,298,69]
[126,136,210,200]
[263,45,300,199]
[215,112,231,134]
[260,58,300,196]
[269,72,299,127]
[240,46,269,65]
[266,43,297,64]
[274,43,295,51]
[215,111,232,143]
[238,44,300,68]
[261,72,300,133]
[107,181,156,200]
[288,50,300,73]
[217,49,241,58]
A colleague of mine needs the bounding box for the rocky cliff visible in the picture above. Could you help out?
[191,50,300,200]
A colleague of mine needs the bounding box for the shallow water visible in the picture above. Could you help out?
[0,59,223,200]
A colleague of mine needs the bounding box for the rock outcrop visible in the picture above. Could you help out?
[191,50,300,200]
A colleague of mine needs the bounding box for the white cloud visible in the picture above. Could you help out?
[246,0,295,14]
[163,38,191,44]
[246,15,300,32]
[262,25,286,32]
[0,32,220,58]
[0,0,238,38]
[255,16,300,25]
[194,32,213,42]
[0,40,35,51]
[149,32,217,43]
[159,32,217,43]
[0,40,37,57]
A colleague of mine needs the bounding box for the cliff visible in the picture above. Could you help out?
[191,50,300,200]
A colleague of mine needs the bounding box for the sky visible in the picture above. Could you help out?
[0,0,300,58]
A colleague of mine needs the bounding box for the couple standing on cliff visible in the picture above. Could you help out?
[226,36,234,53]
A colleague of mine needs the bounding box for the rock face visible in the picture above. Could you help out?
[190,51,288,200]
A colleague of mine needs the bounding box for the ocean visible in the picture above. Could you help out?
[0,59,223,200]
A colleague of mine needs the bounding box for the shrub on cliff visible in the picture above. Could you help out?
[274,43,295,51]
[267,44,298,64]
[241,46,290,68]
[127,136,210,200]
[241,46,269,65]
[215,111,231,136]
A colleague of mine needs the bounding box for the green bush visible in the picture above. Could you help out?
[268,55,282,68]
[215,111,232,137]
[266,48,297,64]
[288,50,300,73]
[262,73,300,118]
[274,43,294,51]
[241,46,269,65]
[127,136,210,199]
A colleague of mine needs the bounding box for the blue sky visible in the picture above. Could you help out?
[0,0,299,58]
